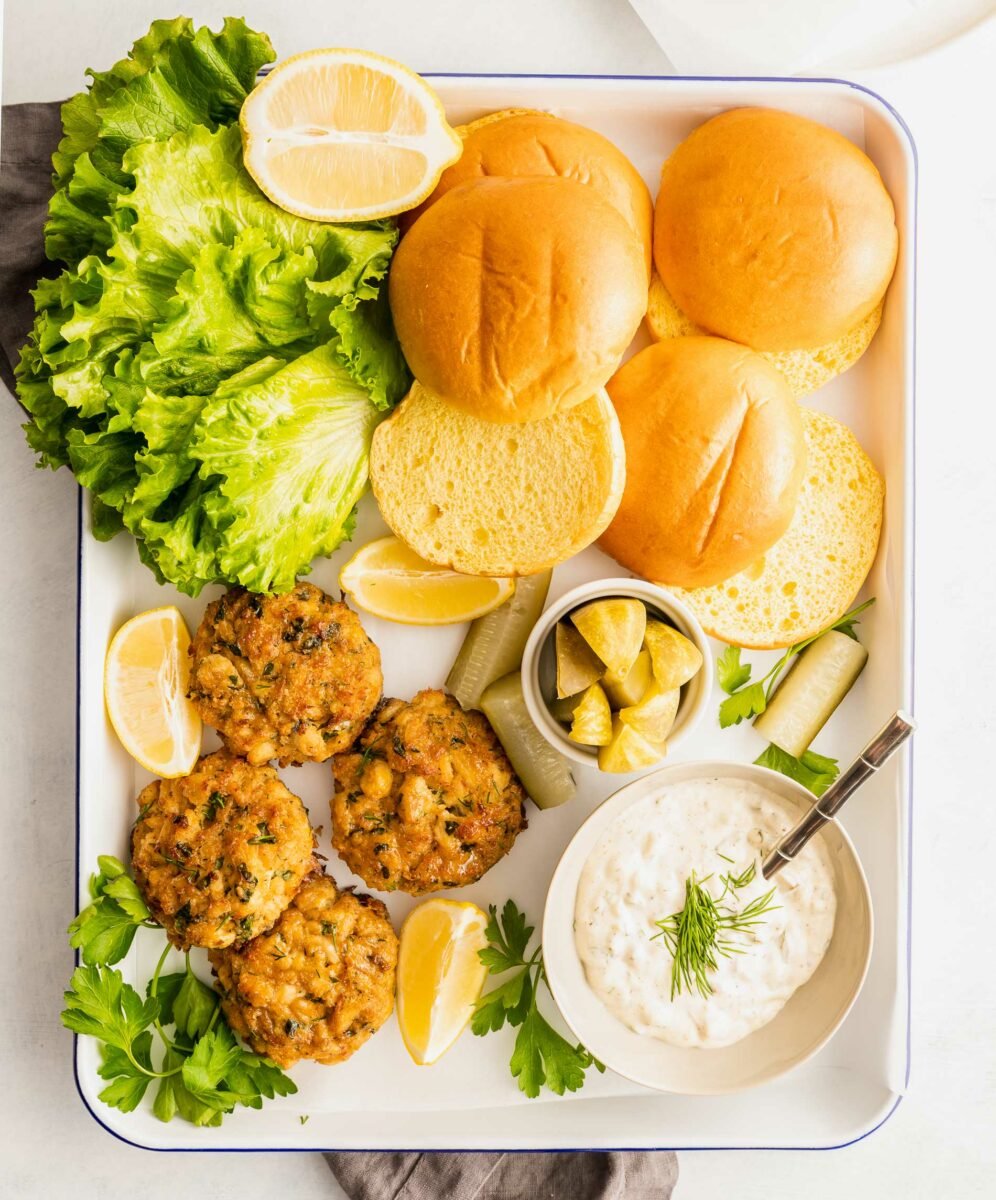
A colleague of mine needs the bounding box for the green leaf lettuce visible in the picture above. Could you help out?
[18,19,410,596]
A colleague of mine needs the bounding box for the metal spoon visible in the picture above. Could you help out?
[761,711,915,879]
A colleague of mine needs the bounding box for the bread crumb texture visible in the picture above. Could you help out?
[370,383,624,576]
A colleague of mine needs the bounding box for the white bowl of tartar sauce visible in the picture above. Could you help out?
[542,760,873,1094]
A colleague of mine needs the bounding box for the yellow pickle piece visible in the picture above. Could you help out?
[568,683,613,746]
[643,619,703,690]
[570,597,646,678]
[555,621,604,698]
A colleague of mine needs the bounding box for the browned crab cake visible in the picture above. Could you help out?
[209,874,397,1067]
[131,749,315,950]
[188,582,382,766]
[331,689,527,894]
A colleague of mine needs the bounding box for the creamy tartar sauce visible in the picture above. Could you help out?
[574,778,836,1049]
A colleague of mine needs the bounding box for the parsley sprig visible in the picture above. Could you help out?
[716,599,874,796]
[63,857,296,1126]
[472,900,604,1098]
[651,863,779,999]
[69,855,159,965]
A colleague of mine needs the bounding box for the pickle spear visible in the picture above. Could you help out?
[480,672,576,809]
[754,630,868,757]
[447,569,552,710]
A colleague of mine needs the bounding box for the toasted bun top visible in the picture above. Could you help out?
[600,337,806,588]
[410,110,653,275]
[654,108,898,350]
[388,176,648,424]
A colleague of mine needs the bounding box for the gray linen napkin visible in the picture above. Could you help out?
[0,98,679,1199]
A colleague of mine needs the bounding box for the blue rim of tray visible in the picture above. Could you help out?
[70,71,918,1154]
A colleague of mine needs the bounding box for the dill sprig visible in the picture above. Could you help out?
[651,863,779,1000]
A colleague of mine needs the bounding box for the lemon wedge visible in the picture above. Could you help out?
[240,47,462,222]
[397,899,489,1066]
[570,598,646,678]
[340,536,514,625]
[643,619,703,690]
[104,606,201,778]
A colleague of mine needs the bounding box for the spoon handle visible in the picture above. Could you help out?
[761,711,915,879]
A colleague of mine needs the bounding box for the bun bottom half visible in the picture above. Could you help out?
[370,383,625,577]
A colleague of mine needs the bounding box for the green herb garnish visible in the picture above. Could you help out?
[248,821,276,845]
[69,855,158,965]
[63,858,296,1126]
[753,745,839,798]
[651,867,779,1000]
[472,900,603,1099]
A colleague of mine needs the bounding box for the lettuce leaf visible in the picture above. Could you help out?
[17,18,411,596]
[48,17,275,265]
[190,345,385,593]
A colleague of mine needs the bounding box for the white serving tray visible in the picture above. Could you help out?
[73,74,915,1152]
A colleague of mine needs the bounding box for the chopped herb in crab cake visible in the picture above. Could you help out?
[331,689,527,894]
[130,749,316,950]
[209,874,398,1067]
[188,582,382,766]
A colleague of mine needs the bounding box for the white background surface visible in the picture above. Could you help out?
[1,1,994,1197]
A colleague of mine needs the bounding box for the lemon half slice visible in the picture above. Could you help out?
[104,606,201,778]
[241,47,462,222]
[340,536,514,625]
[397,899,489,1066]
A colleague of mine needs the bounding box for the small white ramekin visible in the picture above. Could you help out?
[519,578,713,769]
[542,760,873,1094]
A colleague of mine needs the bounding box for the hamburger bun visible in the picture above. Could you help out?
[654,107,898,351]
[669,408,884,648]
[388,176,647,424]
[370,382,625,576]
[408,109,653,275]
[599,337,805,588]
[646,271,884,399]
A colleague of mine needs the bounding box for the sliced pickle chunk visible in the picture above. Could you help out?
[643,619,703,690]
[568,683,613,747]
[480,672,576,809]
[570,597,646,678]
[447,569,552,710]
[549,693,583,724]
[619,681,680,744]
[603,647,653,709]
[597,717,666,774]
[555,621,604,698]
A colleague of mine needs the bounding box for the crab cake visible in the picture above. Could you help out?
[131,750,315,950]
[209,874,397,1067]
[331,689,527,894]
[188,583,382,767]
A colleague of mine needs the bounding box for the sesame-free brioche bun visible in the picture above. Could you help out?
[599,337,806,588]
[409,109,653,275]
[654,107,898,351]
[388,176,647,424]
[646,271,884,399]
[669,409,884,648]
[371,383,625,576]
